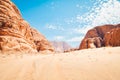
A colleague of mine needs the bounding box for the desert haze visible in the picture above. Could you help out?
[0,47,120,80]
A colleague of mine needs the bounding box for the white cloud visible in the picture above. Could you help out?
[45,24,57,30]
[67,36,84,42]
[90,0,120,26]
[45,24,56,30]
[73,27,90,34]
[53,36,64,41]
[45,24,64,31]
[72,0,120,36]
[64,18,75,25]
[81,0,120,27]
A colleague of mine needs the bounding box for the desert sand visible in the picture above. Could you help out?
[0,47,120,80]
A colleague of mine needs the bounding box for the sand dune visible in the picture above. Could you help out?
[0,47,120,80]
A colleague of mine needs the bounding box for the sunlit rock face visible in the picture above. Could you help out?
[104,24,120,47]
[79,24,120,50]
[0,0,54,53]
[30,28,54,52]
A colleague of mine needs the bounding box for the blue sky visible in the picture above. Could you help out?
[12,0,120,47]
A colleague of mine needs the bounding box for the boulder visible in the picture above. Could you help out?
[80,37,103,49]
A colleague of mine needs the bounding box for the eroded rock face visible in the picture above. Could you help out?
[104,27,120,47]
[30,28,54,52]
[0,0,54,53]
[79,24,120,50]
[80,37,103,49]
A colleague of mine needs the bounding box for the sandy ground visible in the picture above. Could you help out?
[0,47,120,80]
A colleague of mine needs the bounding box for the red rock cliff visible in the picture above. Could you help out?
[79,24,120,50]
[0,0,54,53]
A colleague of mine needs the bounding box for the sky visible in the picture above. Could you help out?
[11,0,120,47]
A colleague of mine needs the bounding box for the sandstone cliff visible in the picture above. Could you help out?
[79,24,120,49]
[0,0,54,53]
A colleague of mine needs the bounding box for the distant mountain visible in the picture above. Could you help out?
[50,41,72,53]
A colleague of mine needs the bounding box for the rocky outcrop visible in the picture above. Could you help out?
[79,24,120,49]
[31,28,54,52]
[51,41,72,53]
[104,26,120,47]
[0,0,54,53]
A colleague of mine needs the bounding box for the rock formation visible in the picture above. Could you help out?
[0,0,54,53]
[104,26,120,47]
[30,28,54,52]
[79,24,120,49]
[51,41,72,53]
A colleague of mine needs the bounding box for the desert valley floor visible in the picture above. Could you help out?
[0,47,120,80]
